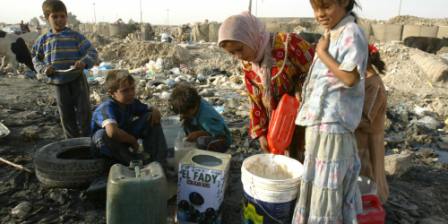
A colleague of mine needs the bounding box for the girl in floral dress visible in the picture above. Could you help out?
[293,0,368,223]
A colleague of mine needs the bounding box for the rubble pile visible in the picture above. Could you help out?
[379,42,435,94]
[377,41,448,222]
[387,15,448,26]
[99,40,190,69]
[84,33,112,51]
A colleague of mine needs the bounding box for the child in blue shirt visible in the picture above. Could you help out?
[91,70,167,166]
[169,83,231,153]
[32,0,97,138]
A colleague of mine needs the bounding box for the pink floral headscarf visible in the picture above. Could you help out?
[218,11,274,112]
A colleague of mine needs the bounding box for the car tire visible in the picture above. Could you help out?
[34,137,106,188]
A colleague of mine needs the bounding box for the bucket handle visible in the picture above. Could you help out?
[248,176,285,224]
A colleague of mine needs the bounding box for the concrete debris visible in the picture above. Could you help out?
[417,147,435,158]
[415,116,444,130]
[409,49,448,83]
[385,151,413,177]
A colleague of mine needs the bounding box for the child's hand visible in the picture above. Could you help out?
[316,30,330,57]
[258,135,269,153]
[44,66,55,76]
[186,131,208,142]
[148,108,161,126]
[295,91,301,103]
[129,137,139,152]
[74,60,86,70]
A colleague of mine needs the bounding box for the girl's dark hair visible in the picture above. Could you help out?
[345,0,359,14]
[169,83,201,115]
[42,0,67,19]
[310,0,361,22]
[369,52,386,74]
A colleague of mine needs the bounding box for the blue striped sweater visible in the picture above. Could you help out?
[32,27,98,83]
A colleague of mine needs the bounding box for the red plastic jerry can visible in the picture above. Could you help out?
[357,195,385,224]
[267,94,300,155]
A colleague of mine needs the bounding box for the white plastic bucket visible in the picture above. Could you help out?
[241,154,303,223]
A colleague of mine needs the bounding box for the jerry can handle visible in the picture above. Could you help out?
[362,194,382,209]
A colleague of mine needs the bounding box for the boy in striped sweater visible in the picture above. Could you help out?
[32,0,98,138]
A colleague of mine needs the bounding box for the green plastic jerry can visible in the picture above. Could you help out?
[106,161,167,224]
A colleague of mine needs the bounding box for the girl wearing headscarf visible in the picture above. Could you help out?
[218,12,314,160]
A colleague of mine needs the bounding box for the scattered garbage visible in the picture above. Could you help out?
[161,33,173,43]
[10,202,32,219]
[435,150,448,164]
[159,91,171,100]
[0,157,33,173]
[0,122,10,138]
[415,115,443,130]
[169,67,181,75]
[24,71,36,78]
[213,105,224,114]
[413,105,432,117]
[87,62,114,84]
[20,125,39,141]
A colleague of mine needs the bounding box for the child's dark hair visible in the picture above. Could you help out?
[310,0,360,21]
[105,70,135,93]
[169,83,201,115]
[42,0,67,19]
[369,52,386,75]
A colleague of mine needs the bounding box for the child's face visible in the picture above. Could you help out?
[111,81,136,105]
[222,41,257,62]
[311,0,348,30]
[47,11,67,32]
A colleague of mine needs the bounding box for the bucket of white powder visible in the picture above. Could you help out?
[241,154,303,224]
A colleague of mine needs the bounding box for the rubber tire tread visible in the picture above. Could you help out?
[34,137,106,188]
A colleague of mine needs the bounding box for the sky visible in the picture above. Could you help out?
[0,0,447,25]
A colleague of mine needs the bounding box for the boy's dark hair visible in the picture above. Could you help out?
[105,70,135,94]
[369,52,386,74]
[42,0,67,19]
[169,83,201,115]
[310,0,360,21]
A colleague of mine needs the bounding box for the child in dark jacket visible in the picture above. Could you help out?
[169,83,232,153]
[91,70,167,166]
